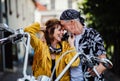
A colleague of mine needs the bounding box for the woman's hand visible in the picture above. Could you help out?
[68,34,75,47]
[40,26,46,31]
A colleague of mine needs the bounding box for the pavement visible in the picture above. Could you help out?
[0,62,32,81]
[0,62,120,81]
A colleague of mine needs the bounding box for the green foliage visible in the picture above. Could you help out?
[78,0,120,76]
[78,0,120,52]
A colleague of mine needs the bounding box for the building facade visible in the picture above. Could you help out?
[34,0,80,25]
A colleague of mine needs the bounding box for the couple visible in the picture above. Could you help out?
[24,9,109,81]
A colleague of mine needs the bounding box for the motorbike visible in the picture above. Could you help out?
[0,25,113,81]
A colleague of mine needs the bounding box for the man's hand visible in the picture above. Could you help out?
[88,63,106,77]
[88,54,107,77]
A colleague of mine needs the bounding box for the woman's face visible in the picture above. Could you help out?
[53,25,64,42]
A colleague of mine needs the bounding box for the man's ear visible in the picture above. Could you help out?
[70,20,75,29]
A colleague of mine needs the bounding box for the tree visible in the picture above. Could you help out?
[78,0,120,79]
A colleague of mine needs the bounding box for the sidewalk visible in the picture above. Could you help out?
[0,63,119,81]
[0,63,32,81]
[0,71,22,81]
